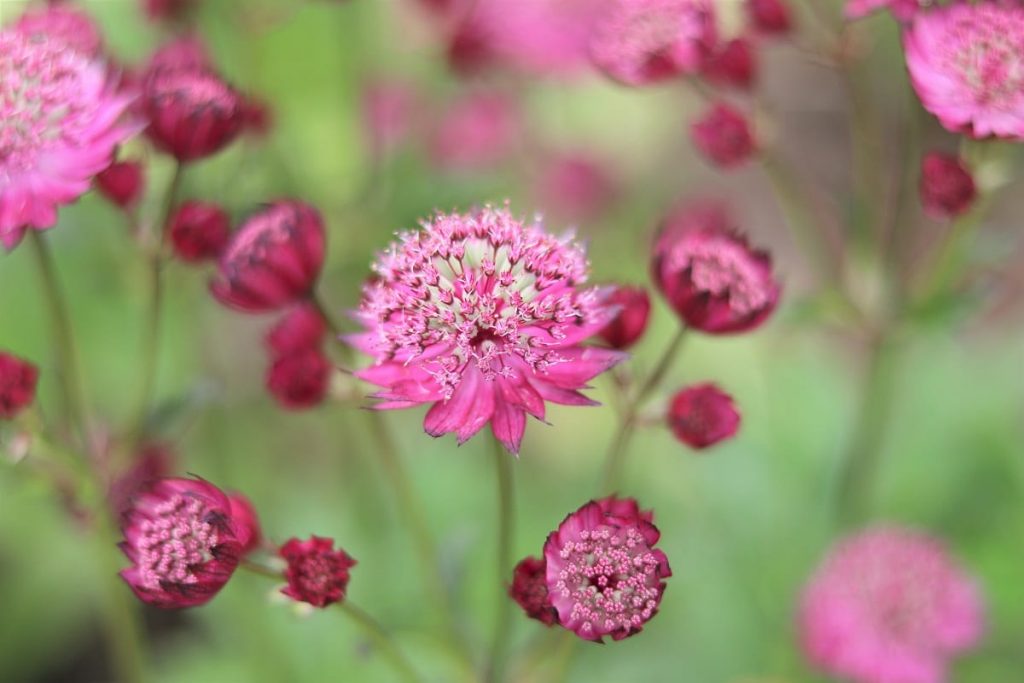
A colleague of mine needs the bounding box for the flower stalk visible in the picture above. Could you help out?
[483,435,516,683]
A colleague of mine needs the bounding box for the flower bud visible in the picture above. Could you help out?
[702,38,757,90]
[748,0,792,35]
[0,352,39,420]
[597,285,651,350]
[279,536,356,608]
[690,102,756,169]
[919,152,976,219]
[267,304,327,357]
[169,201,231,263]
[509,556,557,626]
[267,348,332,409]
[96,161,145,210]
[667,383,740,449]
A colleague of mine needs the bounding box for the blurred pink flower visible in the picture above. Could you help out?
[845,0,921,21]
[596,285,651,350]
[349,205,623,454]
[702,38,757,90]
[430,92,519,171]
[536,154,616,222]
[667,383,740,449]
[107,442,175,518]
[904,1,1024,138]
[144,0,196,23]
[543,496,671,642]
[748,0,793,35]
[800,526,985,683]
[361,80,417,155]
[169,201,231,264]
[509,556,558,626]
[919,152,976,219]
[13,4,103,58]
[147,35,212,74]
[0,352,39,420]
[95,161,146,211]
[266,348,332,410]
[267,304,328,357]
[279,536,356,608]
[690,102,757,168]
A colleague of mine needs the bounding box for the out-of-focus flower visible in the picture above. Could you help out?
[144,0,196,23]
[800,526,985,683]
[536,154,616,222]
[227,493,263,555]
[509,556,557,626]
[904,2,1024,139]
[845,0,921,21]
[95,161,146,211]
[652,202,779,334]
[919,152,976,219]
[590,0,716,86]
[13,5,103,57]
[146,35,212,74]
[667,383,740,449]
[210,201,325,313]
[690,102,757,168]
[266,348,332,409]
[169,201,231,264]
[241,96,273,138]
[361,80,417,155]
[430,92,519,171]
[119,477,255,608]
[108,442,175,517]
[0,352,39,420]
[279,536,357,608]
[748,0,793,35]
[597,285,651,350]
[702,38,757,90]
[543,496,671,642]
[267,304,327,357]
[349,204,624,454]
[0,30,138,250]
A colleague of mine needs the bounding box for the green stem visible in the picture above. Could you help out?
[918,197,992,304]
[483,436,515,683]
[96,509,148,683]
[339,602,426,683]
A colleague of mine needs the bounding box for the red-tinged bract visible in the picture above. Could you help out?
[919,152,976,219]
[597,285,651,350]
[0,352,39,420]
[267,304,327,357]
[210,201,325,313]
[169,201,231,263]
[266,348,332,409]
[690,102,757,168]
[652,202,779,334]
[509,556,557,626]
[748,0,792,35]
[349,205,624,454]
[96,161,146,210]
[119,477,256,608]
[667,383,740,449]
[702,38,757,90]
[543,496,671,642]
[279,536,357,608]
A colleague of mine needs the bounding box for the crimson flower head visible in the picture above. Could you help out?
[667,383,740,449]
[919,152,976,220]
[279,536,357,608]
[748,0,792,36]
[800,526,984,683]
[597,285,651,350]
[147,35,212,74]
[210,201,326,313]
[95,161,146,211]
[701,38,757,90]
[119,477,258,608]
[690,102,757,169]
[543,496,671,642]
[349,204,624,454]
[267,304,328,357]
[0,352,39,420]
[169,201,231,264]
[509,556,557,626]
[652,202,779,334]
[266,348,332,410]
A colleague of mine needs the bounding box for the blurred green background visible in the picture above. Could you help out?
[1,0,1022,681]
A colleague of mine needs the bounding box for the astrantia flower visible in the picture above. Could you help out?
[267,304,327,357]
[904,2,1024,139]
[13,5,104,58]
[350,205,623,454]
[590,0,716,86]
[919,152,976,219]
[748,0,793,35]
[279,536,357,608]
[596,285,651,350]
[119,477,256,608]
[543,496,671,642]
[169,200,231,263]
[266,348,332,409]
[0,352,39,419]
[95,161,145,210]
[210,200,325,313]
[800,526,984,683]
[652,202,779,334]
[690,102,757,168]
[846,0,921,22]
[667,383,740,449]
[0,30,137,250]
[509,556,557,626]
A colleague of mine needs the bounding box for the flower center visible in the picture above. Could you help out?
[682,239,768,315]
[225,206,300,269]
[136,494,220,589]
[294,553,344,595]
[946,10,1024,107]
[147,69,239,115]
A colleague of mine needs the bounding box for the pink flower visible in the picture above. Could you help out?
[279,536,357,608]
[119,477,256,608]
[266,348,332,409]
[919,152,976,219]
[13,5,104,58]
[543,496,671,642]
[904,2,1024,139]
[652,202,780,334]
[590,0,716,86]
[667,383,740,449]
[169,201,231,264]
[845,0,921,22]
[0,352,39,419]
[210,200,326,313]
[748,0,793,35]
[430,92,519,171]
[349,205,624,454]
[702,38,757,90]
[95,161,145,211]
[0,30,138,250]
[800,526,985,683]
[690,102,757,168]
[536,154,616,222]
[267,304,327,357]
[596,285,651,350]
[509,556,557,626]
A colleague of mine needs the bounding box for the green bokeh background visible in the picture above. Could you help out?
[1,0,1022,681]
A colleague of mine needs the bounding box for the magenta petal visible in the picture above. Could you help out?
[491,397,526,454]
[423,367,481,439]
[540,347,627,388]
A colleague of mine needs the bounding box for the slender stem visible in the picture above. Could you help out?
[918,198,991,304]
[339,602,426,683]
[96,509,148,683]
[483,436,515,683]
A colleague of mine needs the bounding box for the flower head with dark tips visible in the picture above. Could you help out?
[0,352,39,420]
[919,152,976,219]
[350,204,624,454]
[510,556,558,626]
[667,383,740,449]
[543,496,671,642]
[169,201,231,264]
[690,102,757,168]
[279,536,356,608]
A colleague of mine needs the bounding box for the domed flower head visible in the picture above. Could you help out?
[543,496,671,642]
[919,152,976,219]
[0,29,138,250]
[119,477,258,608]
[904,2,1024,139]
[800,526,985,683]
[596,285,651,350]
[0,352,39,420]
[509,556,558,626]
[652,202,779,334]
[350,204,624,454]
[690,102,757,168]
[210,200,326,313]
[667,383,740,449]
[590,0,716,86]
[169,200,231,264]
[95,161,146,211]
[279,536,357,608]
[13,5,104,58]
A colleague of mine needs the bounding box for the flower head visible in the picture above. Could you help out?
[169,200,231,263]
[361,80,417,156]
[13,5,104,58]
[350,204,623,453]
[509,556,558,626]
[266,348,332,410]
[748,0,793,35]
[800,526,985,683]
[267,304,328,357]
[430,92,519,171]
[210,200,326,313]
[667,383,740,449]
[0,29,137,250]
[279,536,357,608]
[702,38,757,90]
[919,152,976,219]
[95,161,146,210]
[904,2,1024,139]
[652,202,779,334]
[544,496,671,642]
[119,477,257,608]
[690,102,757,168]
[596,285,651,350]
[0,352,39,419]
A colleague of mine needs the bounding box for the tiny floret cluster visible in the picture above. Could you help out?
[279,536,357,608]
